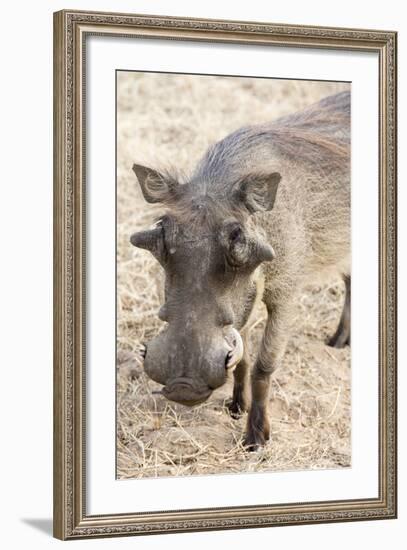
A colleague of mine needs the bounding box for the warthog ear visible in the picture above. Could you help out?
[234,172,281,214]
[132,164,178,203]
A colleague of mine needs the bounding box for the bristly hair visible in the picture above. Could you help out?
[157,190,248,239]
[152,91,350,231]
[192,91,350,183]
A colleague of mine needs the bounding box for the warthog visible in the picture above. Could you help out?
[130,90,350,450]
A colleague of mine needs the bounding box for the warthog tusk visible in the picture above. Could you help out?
[139,343,147,360]
[225,328,244,369]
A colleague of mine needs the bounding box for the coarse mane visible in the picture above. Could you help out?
[193,91,350,182]
[156,91,350,233]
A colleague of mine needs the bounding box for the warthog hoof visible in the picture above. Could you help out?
[225,397,247,419]
[244,404,271,451]
[243,428,270,452]
[327,331,350,348]
[225,384,249,419]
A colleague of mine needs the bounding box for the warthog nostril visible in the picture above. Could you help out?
[160,378,212,406]
[165,377,195,391]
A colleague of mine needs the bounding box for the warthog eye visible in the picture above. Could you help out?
[229,225,242,243]
[221,219,275,270]
[221,221,250,268]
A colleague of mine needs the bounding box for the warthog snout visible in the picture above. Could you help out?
[143,327,244,406]
[161,378,212,406]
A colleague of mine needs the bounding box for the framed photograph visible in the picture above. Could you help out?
[53,9,397,540]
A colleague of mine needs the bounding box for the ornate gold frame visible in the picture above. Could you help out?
[53,9,397,540]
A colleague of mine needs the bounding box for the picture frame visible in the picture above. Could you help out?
[53,9,397,540]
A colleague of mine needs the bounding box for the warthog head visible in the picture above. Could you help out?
[130,163,280,406]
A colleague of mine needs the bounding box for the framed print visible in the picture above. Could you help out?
[53,9,397,540]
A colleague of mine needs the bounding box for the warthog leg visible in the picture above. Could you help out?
[244,300,292,451]
[328,275,351,348]
[226,330,251,419]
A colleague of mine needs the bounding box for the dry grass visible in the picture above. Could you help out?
[116,72,351,479]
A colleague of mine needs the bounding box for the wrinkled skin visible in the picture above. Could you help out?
[131,185,277,407]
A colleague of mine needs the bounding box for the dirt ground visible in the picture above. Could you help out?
[116,72,351,480]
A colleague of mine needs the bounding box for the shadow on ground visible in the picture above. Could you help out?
[21,518,53,537]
